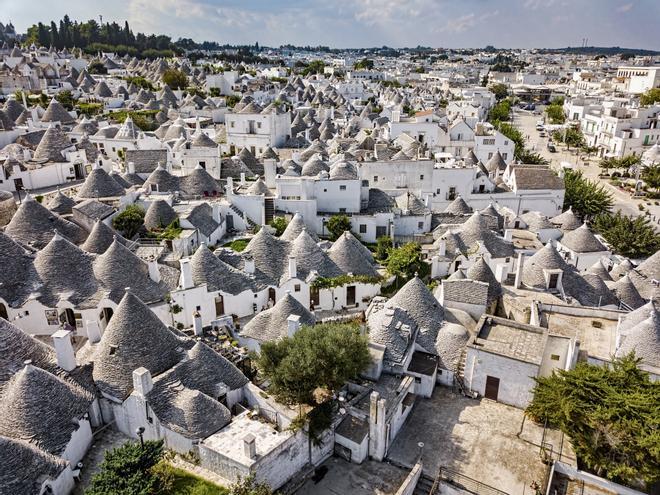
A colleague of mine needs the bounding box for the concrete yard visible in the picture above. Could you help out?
[295,457,409,495]
[387,387,575,495]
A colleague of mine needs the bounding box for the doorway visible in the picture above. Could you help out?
[346,286,356,307]
[485,376,500,401]
[215,295,225,317]
[74,163,86,180]
[0,303,7,320]
[268,288,276,306]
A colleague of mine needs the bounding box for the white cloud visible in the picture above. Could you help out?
[436,10,499,34]
[617,2,634,12]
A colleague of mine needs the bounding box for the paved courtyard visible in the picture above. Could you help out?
[386,387,575,495]
[295,457,409,495]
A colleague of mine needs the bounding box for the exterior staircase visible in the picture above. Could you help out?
[453,349,471,397]
[229,204,257,228]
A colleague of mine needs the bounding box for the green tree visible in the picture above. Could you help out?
[642,164,660,191]
[112,204,145,239]
[563,169,613,220]
[640,88,660,106]
[526,354,660,487]
[55,90,75,111]
[354,58,374,70]
[162,68,188,90]
[87,440,165,495]
[545,103,565,124]
[487,99,512,123]
[489,83,509,101]
[325,214,352,241]
[257,323,371,407]
[375,236,393,261]
[301,60,325,76]
[593,211,660,258]
[88,60,107,75]
[229,474,273,495]
[386,242,425,287]
[552,127,585,149]
[269,216,289,236]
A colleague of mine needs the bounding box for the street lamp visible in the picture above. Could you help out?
[136,426,145,448]
[417,441,425,460]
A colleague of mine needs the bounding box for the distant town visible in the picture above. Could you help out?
[0,15,658,495]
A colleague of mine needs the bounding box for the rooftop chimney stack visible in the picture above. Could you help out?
[287,314,301,338]
[86,320,102,344]
[127,161,135,174]
[147,257,161,283]
[244,254,255,274]
[132,367,153,397]
[514,253,525,289]
[193,311,203,336]
[288,255,297,279]
[52,329,77,372]
[179,258,194,289]
[243,434,257,460]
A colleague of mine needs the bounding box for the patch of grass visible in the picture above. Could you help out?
[164,464,228,494]
[223,238,249,252]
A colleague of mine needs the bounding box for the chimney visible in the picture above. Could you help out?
[243,434,257,460]
[226,176,234,191]
[179,258,194,289]
[132,367,153,397]
[127,161,135,174]
[193,311,203,336]
[304,128,310,142]
[288,255,297,279]
[52,329,76,372]
[514,253,525,289]
[86,320,102,344]
[287,314,301,338]
[263,159,277,188]
[244,254,255,274]
[392,110,400,123]
[503,229,513,241]
[147,257,161,283]
[212,205,221,223]
[437,239,446,257]
[240,172,246,186]
[495,263,509,283]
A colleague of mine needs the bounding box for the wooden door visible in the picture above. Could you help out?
[485,376,500,401]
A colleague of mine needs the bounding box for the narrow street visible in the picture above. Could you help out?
[512,109,660,229]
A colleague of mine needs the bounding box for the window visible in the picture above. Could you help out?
[361,180,369,187]
[339,185,346,191]
[448,187,457,200]
[503,153,508,160]
[339,207,346,212]
[548,273,559,289]
[550,354,560,361]
[257,122,262,129]
[417,221,424,229]
[294,284,301,292]
[373,176,379,182]
[230,122,235,128]
[359,224,367,234]
[488,152,493,159]
[419,174,424,180]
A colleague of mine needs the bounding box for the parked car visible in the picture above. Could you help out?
[547,143,557,152]
[539,131,547,138]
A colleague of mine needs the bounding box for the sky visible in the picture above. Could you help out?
[2,0,660,50]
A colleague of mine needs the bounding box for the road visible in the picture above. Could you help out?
[512,109,660,229]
